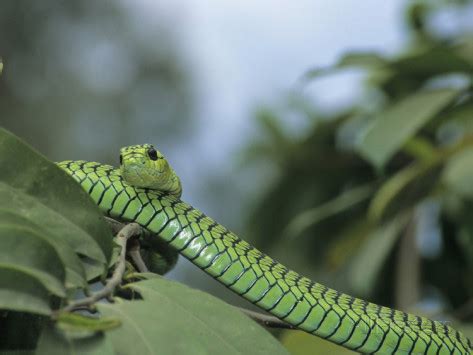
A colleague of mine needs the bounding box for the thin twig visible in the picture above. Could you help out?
[128,239,150,273]
[238,307,296,329]
[105,217,149,272]
[59,223,142,314]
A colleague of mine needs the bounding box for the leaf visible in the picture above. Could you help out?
[302,51,387,81]
[98,277,289,355]
[57,313,121,332]
[0,224,65,297]
[0,208,85,288]
[36,324,115,355]
[442,147,473,198]
[357,88,461,168]
[280,330,356,355]
[0,128,113,264]
[347,213,410,297]
[284,184,374,239]
[0,267,52,315]
[368,161,435,221]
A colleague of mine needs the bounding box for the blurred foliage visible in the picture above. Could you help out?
[0,0,193,163]
[244,1,473,345]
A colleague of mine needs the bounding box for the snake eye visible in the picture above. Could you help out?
[147,147,158,161]
[119,154,123,165]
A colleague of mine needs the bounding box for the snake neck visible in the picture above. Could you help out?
[58,161,473,355]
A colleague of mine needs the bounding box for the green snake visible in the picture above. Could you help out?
[58,144,472,354]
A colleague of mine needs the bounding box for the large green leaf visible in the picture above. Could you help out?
[98,277,289,355]
[0,128,113,263]
[357,88,461,168]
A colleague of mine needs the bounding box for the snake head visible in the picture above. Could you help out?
[119,144,181,196]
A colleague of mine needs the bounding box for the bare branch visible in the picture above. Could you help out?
[128,238,150,273]
[238,307,296,329]
[58,222,142,314]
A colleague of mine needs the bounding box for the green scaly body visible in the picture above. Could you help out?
[58,159,472,355]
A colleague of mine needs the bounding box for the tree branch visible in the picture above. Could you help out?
[58,222,142,314]
[238,307,296,329]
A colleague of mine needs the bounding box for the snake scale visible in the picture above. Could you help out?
[58,144,472,354]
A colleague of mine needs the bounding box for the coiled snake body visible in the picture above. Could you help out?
[58,144,472,354]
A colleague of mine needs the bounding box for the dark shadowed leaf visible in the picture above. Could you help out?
[36,324,114,355]
[0,268,52,315]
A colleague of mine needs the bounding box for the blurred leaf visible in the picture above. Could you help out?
[0,128,113,265]
[302,51,387,81]
[443,147,473,197]
[98,277,289,355]
[57,313,121,332]
[392,45,473,76]
[358,88,461,168]
[402,137,436,162]
[348,213,410,297]
[284,183,374,239]
[280,330,356,355]
[368,160,435,221]
[36,324,114,355]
